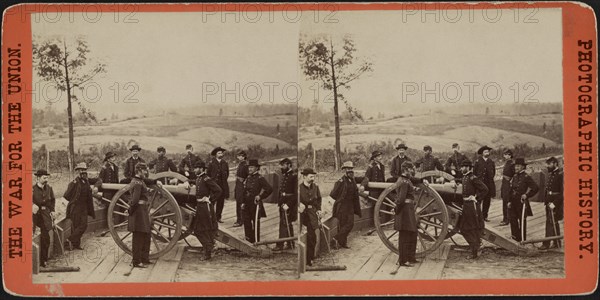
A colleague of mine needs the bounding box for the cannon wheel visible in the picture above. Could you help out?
[149,171,195,241]
[107,183,183,259]
[415,170,461,240]
[374,182,449,258]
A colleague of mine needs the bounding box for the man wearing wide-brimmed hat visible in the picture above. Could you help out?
[499,149,515,226]
[32,169,55,267]
[362,151,386,199]
[207,146,229,223]
[63,162,95,251]
[95,151,119,201]
[415,145,443,172]
[508,158,539,242]
[330,161,362,249]
[233,150,249,227]
[473,145,496,222]
[178,144,203,181]
[390,143,411,181]
[241,159,273,243]
[123,144,145,182]
[539,156,563,250]
[299,167,320,266]
[273,158,297,251]
[458,160,489,259]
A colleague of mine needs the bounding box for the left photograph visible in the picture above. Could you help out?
[31,12,299,283]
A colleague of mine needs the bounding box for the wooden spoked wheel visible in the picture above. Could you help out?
[107,183,183,259]
[374,182,449,258]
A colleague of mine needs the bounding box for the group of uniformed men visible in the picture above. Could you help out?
[33,143,298,268]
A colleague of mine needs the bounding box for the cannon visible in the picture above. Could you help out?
[97,171,270,259]
[364,170,540,258]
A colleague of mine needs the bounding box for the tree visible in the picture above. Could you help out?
[299,34,373,169]
[33,35,106,171]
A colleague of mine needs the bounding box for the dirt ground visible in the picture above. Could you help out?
[175,240,299,282]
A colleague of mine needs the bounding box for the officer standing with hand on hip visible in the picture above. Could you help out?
[33,169,56,268]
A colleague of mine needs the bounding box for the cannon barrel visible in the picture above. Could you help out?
[366,182,463,194]
[100,183,197,196]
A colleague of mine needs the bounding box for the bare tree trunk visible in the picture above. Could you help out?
[63,40,75,172]
[330,39,342,170]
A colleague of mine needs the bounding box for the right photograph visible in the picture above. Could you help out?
[296,9,564,280]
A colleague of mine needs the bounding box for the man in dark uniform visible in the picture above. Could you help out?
[393,162,419,267]
[122,144,145,183]
[32,169,55,267]
[208,146,229,223]
[330,161,362,249]
[242,159,273,243]
[299,168,321,266]
[390,143,411,181]
[458,160,489,259]
[444,143,468,179]
[179,144,202,181]
[63,162,95,251]
[233,151,248,227]
[473,145,496,222]
[273,158,297,251]
[499,149,515,226]
[185,161,222,260]
[362,151,386,199]
[415,145,443,172]
[127,163,162,268]
[148,146,177,176]
[508,158,539,242]
[95,152,119,201]
[539,156,563,250]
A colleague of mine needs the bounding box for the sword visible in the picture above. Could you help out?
[549,205,561,247]
[255,201,260,243]
[521,199,527,242]
[283,208,294,249]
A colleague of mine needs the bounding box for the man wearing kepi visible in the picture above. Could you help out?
[208,146,229,223]
[148,146,177,175]
[362,150,386,199]
[444,143,468,179]
[274,158,297,251]
[474,145,496,222]
[415,145,443,172]
[32,169,55,268]
[499,149,515,226]
[330,161,362,249]
[390,143,411,181]
[187,160,222,260]
[458,160,488,259]
[242,159,273,243]
[508,158,539,242]
[393,161,419,267]
[179,144,202,181]
[95,151,119,201]
[123,144,145,183]
[299,168,321,266]
[127,163,162,268]
[63,162,96,251]
[233,150,249,227]
[539,156,563,250]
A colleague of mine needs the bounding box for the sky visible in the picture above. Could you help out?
[31,8,563,118]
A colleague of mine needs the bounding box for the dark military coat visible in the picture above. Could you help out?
[234,160,249,200]
[330,175,362,219]
[362,160,386,188]
[299,182,322,229]
[416,155,444,172]
[179,153,202,180]
[64,177,95,219]
[393,175,417,232]
[444,152,468,178]
[278,169,298,222]
[193,173,222,233]
[127,176,152,233]
[123,156,145,179]
[149,156,177,173]
[459,172,488,231]
[510,170,539,217]
[474,157,496,198]
[243,172,273,218]
[208,157,230,198]
[545,168,564,220]
[33,184,56,230]
[390,155,412,180]
[500,159,515,199]
[96,161,119,186]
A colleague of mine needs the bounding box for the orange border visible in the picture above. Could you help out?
[2,2,597,296]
